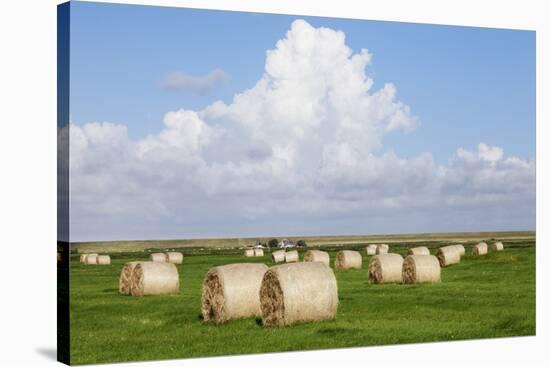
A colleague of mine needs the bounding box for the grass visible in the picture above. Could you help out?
[69,240,535,365]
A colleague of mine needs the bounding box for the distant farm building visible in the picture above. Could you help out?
[251,239,265,249]
[278,239,296,248]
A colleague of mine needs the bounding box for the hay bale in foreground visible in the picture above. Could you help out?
[335,250,362,270]
[149,253,167,263]
[365,244,377,256]
[473,242,488,255]
[402,255,441,284]
[408,246,430,256]
[271,250,285,263]
[96,255,111,265]
[119,261,143,295]
[377,244,389,254]
[491,241,504,251]
[79,254,88,263]
[166,252,183,264]
[244,249,255,257]
[130,262,179,296]
[368,254,404,284]
[436,246,461,267]
[201,263,268,324]
[303,250,330,266]
[260,262,338,326]
[452,244,466,256]
[84,254,98,265]
[254,248,264,257]
[285,250,299,263]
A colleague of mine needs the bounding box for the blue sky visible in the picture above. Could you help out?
[70,1,535,163]
[67,1,535,241]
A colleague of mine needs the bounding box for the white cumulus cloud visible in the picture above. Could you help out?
[67,20,534,241]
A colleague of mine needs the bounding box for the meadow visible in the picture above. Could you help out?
[69,235,535,365]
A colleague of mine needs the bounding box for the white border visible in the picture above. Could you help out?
[0,1,546,366]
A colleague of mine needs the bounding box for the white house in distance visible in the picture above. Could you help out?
[251,240,265,249]
[278,238,296,248]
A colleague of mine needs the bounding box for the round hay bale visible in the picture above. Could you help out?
[84,254,98,265]
[285,250,299,263]
[365,244,377,256]
[452,244,466,256]
[407,246,430,256]
[201,263,268,323]
[119,261,143,295]
[472,242,488,255]
[96,255,111,265]
[149,253,167,262]
[491,241,504,251]
[130,262,179,296]
[368,253,404,284]
[79,254,88,263]
[259,262,338,326]
[244,249,255,257]
[303,250,330,266]
[376,244,389,254]
[254,248,264,257]
[166,252,183,264]
[271,250,285,263]
[402,255,441,284]
[436,246,461,267]
[335,250,362,270]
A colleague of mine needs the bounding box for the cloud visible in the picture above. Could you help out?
[67,20,535,241]
[160,69,226,93]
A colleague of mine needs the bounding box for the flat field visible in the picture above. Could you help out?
[69,234,535,365]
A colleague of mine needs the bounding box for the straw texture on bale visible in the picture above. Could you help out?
[453,244,466,256]
[473,242,488,255]
[201,263,268,324]
[254,248,264,257]
[436,246,461,267]
[408,246,430,256]
[376,244,389,254]
[285,250,299,263]
[368,253,404,284]
[491,241,504,251]
[84,254,98,265]
[244,249,255,257]
[166,252,183,264]
[271,250,285,263]
[130,262,179,296]
[259,262,338,326]
[303,250,330,266]
[149,253,167,262]
[402,255,441,284]
[119,261,142,295]
[365,244,377,256]
[335,250,362,270]
[96,255,111,265]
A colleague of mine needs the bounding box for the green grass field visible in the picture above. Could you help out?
[69,238,535,365]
